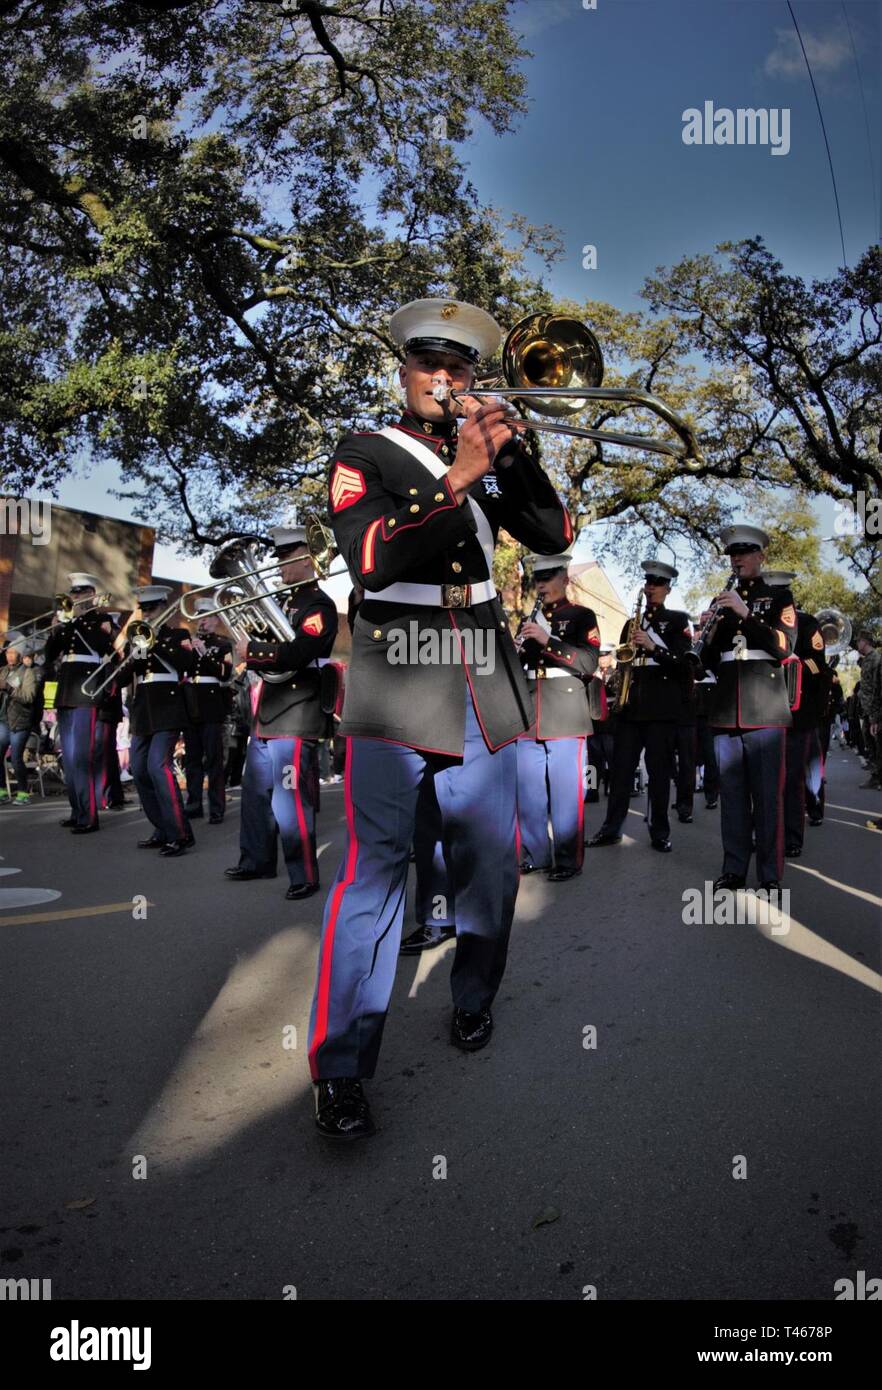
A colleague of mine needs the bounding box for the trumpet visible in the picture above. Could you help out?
[430,312,703,468]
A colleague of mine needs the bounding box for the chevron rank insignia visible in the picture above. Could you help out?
[781,604,796,626]
[811,629,824,650]
[302,612,324,637]
[330,462,366,512]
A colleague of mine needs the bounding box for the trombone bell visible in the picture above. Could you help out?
[503,313,604,417]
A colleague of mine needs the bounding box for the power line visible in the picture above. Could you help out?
[841,0,880,246]
[787,0,848,268]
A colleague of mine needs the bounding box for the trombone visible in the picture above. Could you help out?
[431,312,704,468]
[80,597,180,700]
[19,591,110,637]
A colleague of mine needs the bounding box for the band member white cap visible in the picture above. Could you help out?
[641,559,678,582]
[525,552,573,575]
[390,298,503,365]
[192,597,219,615]
[762,570,796,586]
[67,572,101,591]
[271,525,307,552]
[720,524,770,553]
[599,643,615,655]
[134,585,171,605]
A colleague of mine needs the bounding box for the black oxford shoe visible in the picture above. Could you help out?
[451,1007,493,1052]
[519,860,544,874]
[138,834,166,849]
[784,845,802,858]
[547,866,581,881]
[587,831,622,848]
[705,799,718,810]
[759,880,782,894]
[224,866,277,880]
[650,838,672,853]
[159,839,191,857]
[72,823,99,835]
[285,883,320,901]
[677,812,693,824]
[400,924,455,955]
[808,817,823,827]
[314,1079,375,1141]
[208,814,224,824]
[59,817,78,827]
[713,873,746,892]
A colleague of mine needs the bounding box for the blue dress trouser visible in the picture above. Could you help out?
[308,689,519,1080]
[697,717,720,802]
[516,736,585,871]
[130,731,189,844]
[58,706,102,827]
[184,724,227,818]
[805,725,826,822]
[413,777,455,928]
[784,727,812,851]
[238,736,318,887]
[714,727,785,883]
[0,723,30,791]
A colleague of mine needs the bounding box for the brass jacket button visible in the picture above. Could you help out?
[409,504,420,513]
[451,562,462,574]
[372,628,383,640]
[409,487,418,495]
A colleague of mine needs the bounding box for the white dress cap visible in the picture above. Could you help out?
[390,298,503,365]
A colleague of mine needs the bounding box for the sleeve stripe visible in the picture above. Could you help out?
[361,517,382,574]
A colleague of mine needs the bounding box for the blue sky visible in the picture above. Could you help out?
[55,0,880,606]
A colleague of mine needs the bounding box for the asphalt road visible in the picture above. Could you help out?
[1,745,879,1301]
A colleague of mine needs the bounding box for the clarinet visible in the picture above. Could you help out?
[514,599,543,651]
[692,572,739,661]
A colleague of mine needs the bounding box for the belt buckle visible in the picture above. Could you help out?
[441,583,470,609]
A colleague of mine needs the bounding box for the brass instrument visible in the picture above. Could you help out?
[80,598,180,700]
[692,572,739,662]
[615,589,644,710]
[18,590,111,638]
[815,608,852,659]
[179,513,342,629]
[431,312,703,468]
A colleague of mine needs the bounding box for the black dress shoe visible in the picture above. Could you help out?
[71,823,99,835]
[400,924,455,955]
[587,831,622,848]
[208,814,224,824]
[784,845,802,858]
[59,816,78,827]
[705,799,718,809]
[159,839,190,857]
[451,1007,493,1052]
[519,861,547,874]
[808,817,823,827]
[758,879,782,893]
[713,873,746,891]
[314,1079,375,1141]
[138,834,167,849]
[184,805,204,818]
[224,866,277,880]
[547,866,581,881]
[677,812,693,824]
[285,883,320,901]
[650,838,672,852]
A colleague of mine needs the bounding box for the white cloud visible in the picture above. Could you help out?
[764,26,851,79]
[513,0,575,41]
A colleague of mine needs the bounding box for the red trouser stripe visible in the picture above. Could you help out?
[576,738,585,867]
[164,747,186,839]
[309,746,360,1079]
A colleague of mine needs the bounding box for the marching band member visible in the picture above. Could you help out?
[516,552,599,880]
[225,526,338,899]
[183,600,233,825]
[762,572,828,859]
[120,585,196,857]
[699,527,796,891]
[43,573,114,834]
[96,612,126,811]
[586,645,616,801]
[307,297,573,1140]
[587,560,692,853]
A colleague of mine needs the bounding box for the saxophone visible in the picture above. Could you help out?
[615,589,644,710]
